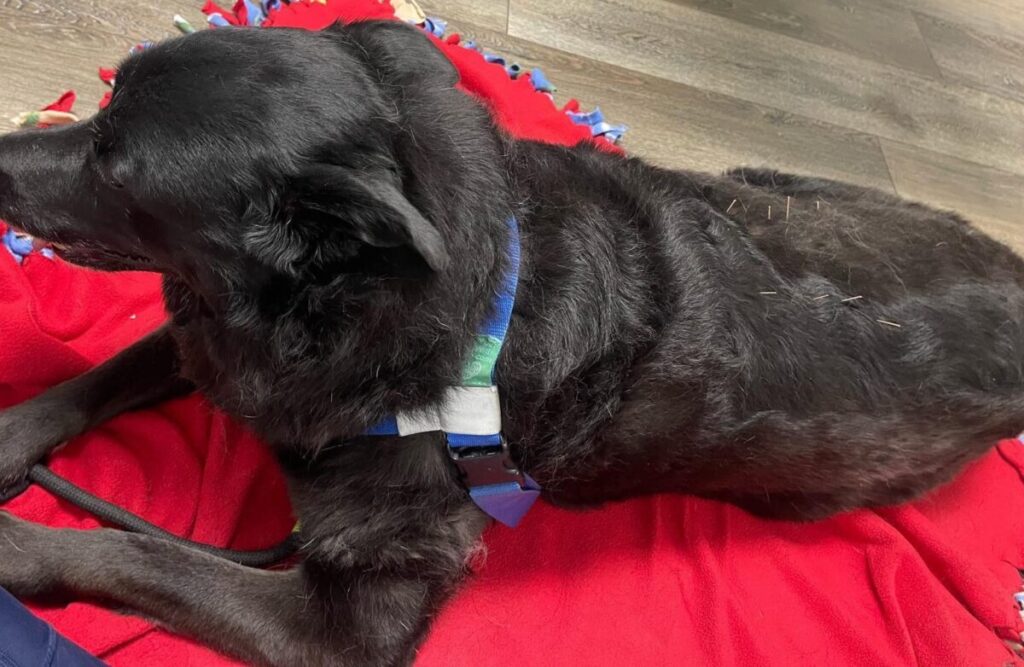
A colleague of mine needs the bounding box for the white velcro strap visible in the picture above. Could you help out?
[439,386,502,435]
[393,386,503,437]
[395,409,443,437]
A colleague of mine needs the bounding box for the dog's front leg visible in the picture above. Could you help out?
[0,493,487,666]
[0,326,193,491]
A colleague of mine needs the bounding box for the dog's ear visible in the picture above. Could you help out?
[341,20,459,88]
[288,164,448,274]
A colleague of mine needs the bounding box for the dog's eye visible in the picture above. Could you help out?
[89,125,126,189]
[93,155,125,190]
[92,135,113,157]
[90,121,117,157]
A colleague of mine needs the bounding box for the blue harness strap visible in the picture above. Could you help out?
[364,218,540,527]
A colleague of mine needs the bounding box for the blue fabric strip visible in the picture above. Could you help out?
[568,108,604,126]
[446,433,503,448]
[529,68,556,93]
[207,13,231,28]
[422,17,448,39]
[478,218,521,382]
[242,0,265,26]
[364,415,399,436]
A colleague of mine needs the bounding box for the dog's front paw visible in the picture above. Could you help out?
[0,407,44,494]
[0,401,78,494]
[0,511,65,596]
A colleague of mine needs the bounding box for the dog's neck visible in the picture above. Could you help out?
[163,145,520,456]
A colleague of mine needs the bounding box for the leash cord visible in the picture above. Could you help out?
[20,464,299,567]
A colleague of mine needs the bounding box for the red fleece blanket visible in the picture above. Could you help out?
[2,1,1023,664]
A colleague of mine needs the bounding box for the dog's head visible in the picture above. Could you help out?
[0,22,494,293]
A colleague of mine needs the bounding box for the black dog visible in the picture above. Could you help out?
[1,21,1023,666]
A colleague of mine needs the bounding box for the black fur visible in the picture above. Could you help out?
[1,21,1023,666]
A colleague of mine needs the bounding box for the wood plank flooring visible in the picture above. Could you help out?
[0,0,1021,247]
[666,0,942,77]
[445,23,896,191]
[915,12,1024,104]
[0,0,203,112]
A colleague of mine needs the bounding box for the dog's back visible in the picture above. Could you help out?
[501,142,1024,518]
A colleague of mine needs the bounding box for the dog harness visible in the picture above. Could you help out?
[364,217,541,527]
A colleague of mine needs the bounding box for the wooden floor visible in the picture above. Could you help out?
[1,0,1022,248]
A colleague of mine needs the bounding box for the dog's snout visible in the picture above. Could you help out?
[0,167,13,203]
[0,137,21,217]
[0,125,91,228]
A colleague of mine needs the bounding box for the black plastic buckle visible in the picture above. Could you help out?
[447,437,526,489]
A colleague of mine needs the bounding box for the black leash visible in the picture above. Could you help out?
[1,465,298,568]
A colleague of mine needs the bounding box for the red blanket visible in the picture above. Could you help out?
[2,1,1023,664]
